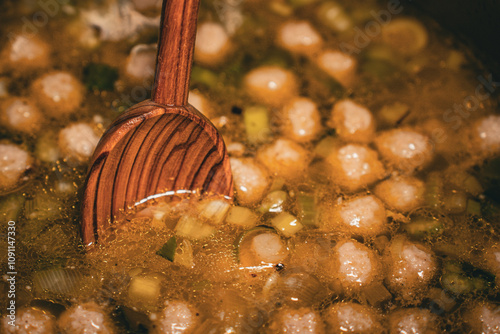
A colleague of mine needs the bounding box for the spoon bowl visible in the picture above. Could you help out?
[81,0,233,245]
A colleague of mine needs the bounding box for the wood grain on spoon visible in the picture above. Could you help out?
[81,0,233,246]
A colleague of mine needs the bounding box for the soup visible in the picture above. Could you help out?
[0,0,499,333]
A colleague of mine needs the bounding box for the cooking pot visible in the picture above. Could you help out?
[412,0,500,77]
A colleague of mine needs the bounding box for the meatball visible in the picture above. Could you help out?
[0,143,33,191]
[1,97,42,134]
[324,302,383,334]
[256,139,311,181]
[188,90,213,119]
[0,34,50,73]
[57,302,116,334]
[230,157,270,205]
[384,236,437,301]
[31,71,84,117]
[276,21,323,56]
[327,240,382,294]
[328,99,375,143]
[243,66,299,108]
[1,307,56,334]
[375,128,433,173]
[58,123,101,163]
[268,307,325,334]
[280,97,322,143]
[472,115,500,156]
[325,144,385,192]
[388,308,439,334]
[322,195,387,238]
[374,175,425,213]
[150,301,200,334]
[464,302,500,334]
[194,22,232,66]
[316,49,357,87]
[125,44,157,82]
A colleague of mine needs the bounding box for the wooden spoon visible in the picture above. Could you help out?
[81,0,233,246]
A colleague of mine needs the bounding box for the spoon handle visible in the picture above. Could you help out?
[152,0,200,106]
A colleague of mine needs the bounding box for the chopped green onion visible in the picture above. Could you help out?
[425,172,443,209]
[156,236,177,262]
[191,66,219,88]
[243,106,271,144]
[271,212,303,237]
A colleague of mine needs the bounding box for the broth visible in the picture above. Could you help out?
[0,0,499,333]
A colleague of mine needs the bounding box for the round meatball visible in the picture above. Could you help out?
[374,175,425,213]
[317,49,357,87]
[150,301,200,334]
[328,99,375,143]
[243,66,299,108]
[0,34,50,73]
[1,307,56,334]
[464,302,500,334]
[125,44,157,82]
[277,21,323,56]
[268,307,325,334]
[1,97,42,134]
[375,128,433,173]
[194,22,232,66]
[322,195,387,238]
[0,143,33,191]
[472,115,500,156]
[327,240,382,294]
[230,157,270,205]
[280,97,322,143]
[256,139,311,181]
[58,123,101,163]
[388,308,439,334]
[57,302,116,334]
[381,18,428,56]
[188,90,213,119]
[326,144,385,192]
[324,302,383,334]
[384,236,437,301]
[31,71,84,117]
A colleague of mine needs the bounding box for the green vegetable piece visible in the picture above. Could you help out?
[259,190,287,213]
[0,194,25,222]
[296,191,317,227]
[441,272,473,295]
[404,216,443,237]
[83,63,119,91]
[466,199,481,216]
[243,106,271,144]
[378,102,410,127]
[191,66,219,88]
[156,236,177,262]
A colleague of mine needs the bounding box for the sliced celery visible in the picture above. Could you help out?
[271,212,303,237]
[259,190,287,213]
[175,215,216,240]
[378,102,410,126]
[226,206,259,227]
[243,106,271,144]
[198,199,231,225]
[424,172,443,209]
[466,199,481,216]
[404,216,443,238]
[0,193,25,222]
[296,191,317,227]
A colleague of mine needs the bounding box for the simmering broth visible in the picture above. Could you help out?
[0,0,499,333]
